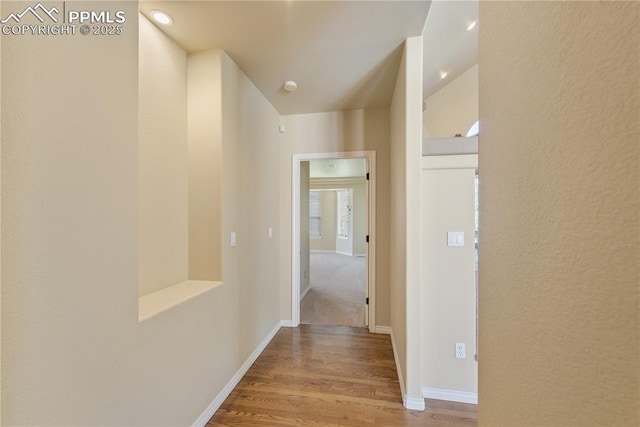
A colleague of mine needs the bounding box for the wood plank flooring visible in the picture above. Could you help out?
[207,324,477,426]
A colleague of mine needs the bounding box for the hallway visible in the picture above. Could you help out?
[207,325,477,426]
[301,253,366,327]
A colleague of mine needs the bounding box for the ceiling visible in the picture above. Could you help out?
[422,0,478,99]
[140,1,478,115]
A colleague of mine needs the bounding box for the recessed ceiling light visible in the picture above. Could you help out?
[439,71,448,80]
[466,20,477,31]
[283,81,298,92]
[150,10,173,26]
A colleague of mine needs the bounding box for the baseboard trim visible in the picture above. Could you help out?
[300,285,311,301]
[389,328,425,411]
[280,319,295,327]
[335,250,352,256]
[374,325,391,334]
[404,396,427,411]
[310,250,335,253]
[192,321,283,426]
[422,387,478,404]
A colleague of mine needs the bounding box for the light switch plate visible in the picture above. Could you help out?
[230,232,237,247]
[447,231,464,247]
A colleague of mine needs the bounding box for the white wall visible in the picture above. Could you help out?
[280,109,391,326]
[1,11,283,424]
[389,36,424,409]
[479,1,639,425]
[421,155,478,396]
[138,15,189,296]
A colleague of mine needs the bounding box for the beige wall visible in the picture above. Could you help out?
[479,2,639,425]
[138,15,189,296]
[389,36,424,406]
[1,12,282,424]
[219,50,282,358]
[421,155,477,394]
[423,64,478,139]
[279,109,391,326]
[309,182,367,255]
[188,51,223,282]
[310,190,337,252]
[390,43,408,394]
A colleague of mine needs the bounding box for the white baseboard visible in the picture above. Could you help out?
[422,387,478,405]
[300,285,311,301]
[310,249,335,253]
[280,319,295,327]
[192,321,283,427]
[374,325,391,334]
[335,250,352,256]
[389,328,425,411]
[404,395,426,411]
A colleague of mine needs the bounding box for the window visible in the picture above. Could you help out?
[337,189,351,238]
[466,120,479,137]
[309,191,322,238]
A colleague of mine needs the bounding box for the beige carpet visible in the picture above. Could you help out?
[300,252,366,327]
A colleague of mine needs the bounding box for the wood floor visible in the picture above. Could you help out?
[207,324,477,426]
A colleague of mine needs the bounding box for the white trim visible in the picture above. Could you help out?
[374,325,391,335]
[280,319,295,327]
[310,250,335,254]
[310,177,366,186]
[389,328,425,411]
[300,285,311,301]
[421,154,478,171]
[422,387,478,405]
[192,321,282,427]
[335,250,352,256]
[292,151,376,332]
[404,395,426,411]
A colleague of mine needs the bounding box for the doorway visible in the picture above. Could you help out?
[291,151,376,331]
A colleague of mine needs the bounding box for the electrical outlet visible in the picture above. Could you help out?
[455,343,466,359]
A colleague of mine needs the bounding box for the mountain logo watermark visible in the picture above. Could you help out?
[1,2,126,36]
[1,2,59,24]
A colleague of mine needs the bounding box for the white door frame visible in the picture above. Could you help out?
[292,151,377,332]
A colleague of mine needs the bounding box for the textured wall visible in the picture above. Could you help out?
[187,51,223,281]
[1,15,283,424]
[138,15,189,296]
[479,2,639,425]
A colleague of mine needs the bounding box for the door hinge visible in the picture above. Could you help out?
[366,172,370,180]
[366,235,369,243]
[366,297,369,305]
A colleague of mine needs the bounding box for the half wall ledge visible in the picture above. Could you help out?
[138,280,223,322]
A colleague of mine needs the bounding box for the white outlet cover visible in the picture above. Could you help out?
[230,232,237,247]
[455,342,466,359]
[447,231,464,247]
